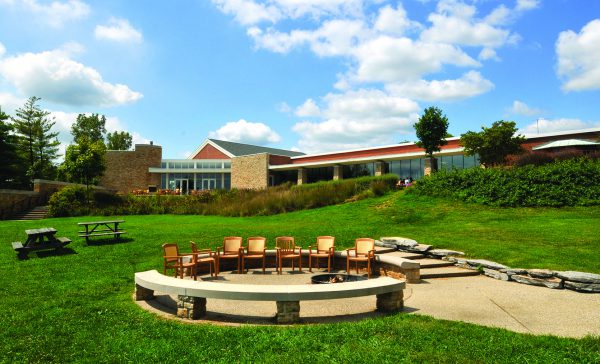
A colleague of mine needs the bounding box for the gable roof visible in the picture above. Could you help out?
[188,139,304,159]
[209,139,305,157]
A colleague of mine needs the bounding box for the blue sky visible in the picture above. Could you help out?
[0,0,599,159]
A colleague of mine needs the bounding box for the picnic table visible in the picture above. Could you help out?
[78,220,127,244]
[12,227,71,259]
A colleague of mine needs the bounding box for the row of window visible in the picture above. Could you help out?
[160,173,231,192]
[272,154,480,185]
[159,161,231,169]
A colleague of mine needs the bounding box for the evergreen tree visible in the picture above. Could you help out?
[11,97,61,185]
[106,130,133,150]
[0,107,24,188]
[71,113,107,144]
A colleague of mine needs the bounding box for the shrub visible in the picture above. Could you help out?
[48,186,89,217]
[411,158,600,207]
[512,152,553,167]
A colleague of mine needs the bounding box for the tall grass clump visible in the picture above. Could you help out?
[411,157,600,207]
[48,174,399,217]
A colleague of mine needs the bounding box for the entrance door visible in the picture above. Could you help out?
[202,179,216,190]
[175,179,189,195]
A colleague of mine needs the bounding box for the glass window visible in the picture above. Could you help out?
[161,162,167,168]
[452,155,464,169]
[224,162,231,169]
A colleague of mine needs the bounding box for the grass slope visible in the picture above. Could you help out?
[1,192,599,362]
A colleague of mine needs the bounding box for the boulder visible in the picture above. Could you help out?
[555,271,600,284]
[511,275,563,289]
[483,268,510,281]
[380,237,418,249]
[500,268,528,276]
[428,249,465,258]
[407,244,432,253]
[527,269,554,279]
[374,240,397,249]
[564,281,600,293]
[466,259,509,271]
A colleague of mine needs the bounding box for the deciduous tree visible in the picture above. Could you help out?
[71,113,106,144]
[60,139,106,191]
[106,131,133,150]
[0,107,24,188]
[460,121,525,167]
[413,106,449,173]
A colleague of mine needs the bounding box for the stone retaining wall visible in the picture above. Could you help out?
[377,237,600,293]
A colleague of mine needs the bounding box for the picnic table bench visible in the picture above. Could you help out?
[12,227,71,259]
[78,220,126,244]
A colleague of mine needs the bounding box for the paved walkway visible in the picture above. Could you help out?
[137,269,600,338]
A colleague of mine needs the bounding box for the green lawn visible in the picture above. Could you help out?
[1,192,599,362]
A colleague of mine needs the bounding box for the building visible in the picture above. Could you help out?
[101,128,600,194]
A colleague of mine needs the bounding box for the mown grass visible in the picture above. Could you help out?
[1,192,599,362]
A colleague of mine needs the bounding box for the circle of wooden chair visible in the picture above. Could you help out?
[308,236,335,272]
[190,241,217,277]
[162,242,197,280]
[346,238,376,278]
[275,236,302,274]
[216,236,243,274]
[241,236,267,273]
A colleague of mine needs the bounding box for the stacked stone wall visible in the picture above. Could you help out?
[100,144,162,194]
[231,153,269,190]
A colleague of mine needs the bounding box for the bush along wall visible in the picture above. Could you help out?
[48,174,399,217]
[410,158,600,207]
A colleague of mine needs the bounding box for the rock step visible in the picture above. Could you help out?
[420,266,481,279]
[374,246,396,254]
[417,259,455,269]
[12,206,48,221]
[387,251,426,260]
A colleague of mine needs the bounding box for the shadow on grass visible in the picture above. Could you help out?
[85,237,134,246]
[16,247,78,260]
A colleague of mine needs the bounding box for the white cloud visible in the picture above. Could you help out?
[0,42,5,57]
[0,92,25,114]
[212,0,281,25]
[478,47,500,61]
[556,19,600,91]
[277,102,291,113]
[295,98,320,117]
[354,36,479,83]
[386,71,494,102]
[95,17,143,43]
[2,0,90,27]
[0,46,143,106]
[520,118,600,135]
[516,0,540,12]
[292,89,420,153]
[508,100,542,116]
[420,1,515,48]
[209,119,281,144]
[374,4,421,36]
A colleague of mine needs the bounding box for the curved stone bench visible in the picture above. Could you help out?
[205,249,420,283]
[135,269,405,324]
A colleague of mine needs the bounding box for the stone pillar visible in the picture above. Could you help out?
[297,168,307,185]
[403,268,420,283]
[177,295,207,320]
[333,165,343,181]
[376,290,404,312]
[276,301,300,324]
[375,161,387,176]
[135,284,154,301]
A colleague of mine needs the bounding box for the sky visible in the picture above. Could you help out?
[0,0,599,159]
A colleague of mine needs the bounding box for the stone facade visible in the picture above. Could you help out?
[231,153,269,190]
[376,290,404,312]
[297,168,307,185]
[135,284,155,301]
[276,301,300,324]
[100,144,162,194]
[177,295,207,319]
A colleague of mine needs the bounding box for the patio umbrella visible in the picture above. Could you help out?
[532,139,600,150]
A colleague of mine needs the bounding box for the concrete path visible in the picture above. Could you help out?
[137,269,600,338]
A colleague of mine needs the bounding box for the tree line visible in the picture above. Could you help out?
[0,96,133,190]
[413,106,524,171]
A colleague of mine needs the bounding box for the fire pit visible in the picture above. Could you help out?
[311,274,368,284]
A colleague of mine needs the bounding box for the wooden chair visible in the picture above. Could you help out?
[241,237,266,273]
[275,236,302,274]
[190,241,217,277]
[162,243,197,280]
[346,238,376,278]
[216,236,243,274]
[308,236,335,272]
